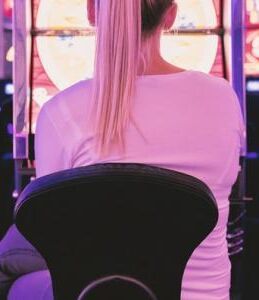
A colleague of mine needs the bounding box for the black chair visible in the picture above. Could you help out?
[14,163,218,300]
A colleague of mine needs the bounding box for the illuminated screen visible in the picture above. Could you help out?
[245,0,259,76]
[30,0,223,132]
[3,0,13,23]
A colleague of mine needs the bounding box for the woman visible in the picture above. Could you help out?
[0,0,244,299]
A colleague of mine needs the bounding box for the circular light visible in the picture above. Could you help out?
[33,87,51,107]
[162,0,218,73]
[36,0,218,90]
[245,30,259,75]
[246,0,259,24]
[6,46,14,62]
[3,0,13,20]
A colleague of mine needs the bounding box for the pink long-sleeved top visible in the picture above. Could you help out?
[35,71,245,300]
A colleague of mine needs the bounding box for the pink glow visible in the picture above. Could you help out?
[3,0,13,21]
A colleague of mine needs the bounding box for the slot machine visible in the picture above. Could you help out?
[245,0,259,210]
[245,0,259,155]
[0,0,13,238]
[0,0,13,79]
[245,0,259,77]
[13,0,246,294]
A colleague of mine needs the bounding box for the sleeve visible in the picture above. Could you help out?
[237,101,246,156]
[35,106,71,178]
[231,90,246,156]
[222,79,246,156]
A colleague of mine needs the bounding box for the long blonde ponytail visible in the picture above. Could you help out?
[92,0,141,156]
[91,0,173,156]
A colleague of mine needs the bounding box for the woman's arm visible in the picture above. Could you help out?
[35,105,71,178]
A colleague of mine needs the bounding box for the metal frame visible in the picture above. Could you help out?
[231,0,246,118]
[33,28,223,37]
[0,0,4,79]
[13,0,31,160]
[13,0,32,195]
[224,0,246,118]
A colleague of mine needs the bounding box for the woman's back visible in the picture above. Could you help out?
[36,70,244,300]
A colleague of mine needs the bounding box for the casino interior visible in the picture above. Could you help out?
[0,0,259,299]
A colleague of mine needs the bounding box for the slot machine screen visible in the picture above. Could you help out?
[28,0,224,133]
[245,0,259,76]
[3,0,13,24]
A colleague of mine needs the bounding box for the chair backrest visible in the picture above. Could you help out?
[14,163,218,300]
[77,275,157,300]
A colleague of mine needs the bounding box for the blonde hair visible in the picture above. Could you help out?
[92,0,173,156]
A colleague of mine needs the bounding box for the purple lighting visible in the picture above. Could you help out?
[7,123,13,135]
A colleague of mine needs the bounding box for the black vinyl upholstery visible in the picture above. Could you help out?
[14,163,218,300]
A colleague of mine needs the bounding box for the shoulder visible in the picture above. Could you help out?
[188,71,234,93]
[42,79,92,117]
[36,79,93,141]
[179,71,244,131]
[187,71,241,110]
